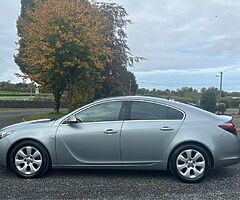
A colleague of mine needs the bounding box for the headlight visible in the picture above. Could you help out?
[0,130,14,139]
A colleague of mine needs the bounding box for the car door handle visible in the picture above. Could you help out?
[104,129,118,134]
[160,126,174,131]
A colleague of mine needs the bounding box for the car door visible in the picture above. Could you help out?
[56,100,125,166]
[121,101,185,164]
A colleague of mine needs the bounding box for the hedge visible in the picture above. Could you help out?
[0,93,53,97]
[219,97,240,108]
[0,100,67,108]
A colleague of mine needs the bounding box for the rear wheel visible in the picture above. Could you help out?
[169,144,211,183]
[9,140,50,178]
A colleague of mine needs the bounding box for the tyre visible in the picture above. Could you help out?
[169,144,211,183]
[9,140,50,178]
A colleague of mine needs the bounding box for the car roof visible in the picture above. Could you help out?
[94,96,181,107]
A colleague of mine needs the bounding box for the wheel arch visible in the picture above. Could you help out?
[167,141,214,169]
[6,138,52,169]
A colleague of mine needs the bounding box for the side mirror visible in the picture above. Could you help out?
[66,115,78,124]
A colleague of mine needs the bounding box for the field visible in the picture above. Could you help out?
[0,91,30,95]
[0,91,53,101]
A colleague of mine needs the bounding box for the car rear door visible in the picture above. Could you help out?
[121,100,185,164]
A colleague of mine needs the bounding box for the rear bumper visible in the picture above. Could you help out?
[214,134,240,168]
[215,156,240,168]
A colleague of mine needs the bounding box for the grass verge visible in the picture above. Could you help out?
[0,108,20,111]
[23,112,67,121]
[236,124,240,131]
[233,116,240,131]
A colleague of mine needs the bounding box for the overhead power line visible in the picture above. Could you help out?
[138,79,237,88]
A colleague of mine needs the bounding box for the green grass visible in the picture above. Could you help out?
[23,112,67,121]
[236,125,240,131]
[0,108,19,111]
[233,115,240,131]
[0,96,33,101]
[236,123,240,131]
[0,91,30,95]
[0,91,54,99]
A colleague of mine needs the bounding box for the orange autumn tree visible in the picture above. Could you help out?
[15,0,111,112]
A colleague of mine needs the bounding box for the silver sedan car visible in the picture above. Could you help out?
[0,96,239,183]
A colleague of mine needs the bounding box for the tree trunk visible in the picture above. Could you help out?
[68,84,78,112]
[53,92,61,113]
[52,78,66,113]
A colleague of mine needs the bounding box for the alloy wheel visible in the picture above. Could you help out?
[176,149,206,179]
[15,146,42,175]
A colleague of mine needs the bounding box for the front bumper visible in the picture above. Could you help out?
[0,138,11,168]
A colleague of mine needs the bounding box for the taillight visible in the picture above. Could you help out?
[219,123,237,136]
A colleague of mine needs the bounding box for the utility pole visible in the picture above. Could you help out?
[129,80,132,96]
[217,71,223,99]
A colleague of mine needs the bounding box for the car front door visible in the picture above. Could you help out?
[56,101,125,166]
[121,101,184,164]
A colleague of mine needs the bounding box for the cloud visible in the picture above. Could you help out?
[0,0,21,82]
[102,0,240,73]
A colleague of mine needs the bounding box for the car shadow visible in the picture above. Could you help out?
[47,168,173,179]
[208,167,238,179]
[45,166,239,183]
[47,167,234,180]
[1,167,173,179]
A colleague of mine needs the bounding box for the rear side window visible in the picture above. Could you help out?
[130,101,184,120]
[167,106,184,120]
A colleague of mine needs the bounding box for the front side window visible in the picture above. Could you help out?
[130,101,184,120]
[75,101,122,123]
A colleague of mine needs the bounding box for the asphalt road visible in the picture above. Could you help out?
[0,108,54,128]
[0,109,240,200]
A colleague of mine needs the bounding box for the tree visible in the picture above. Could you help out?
[15,0,111,112]
[137,88,150,96]
[200,88,218,113]
[95,3,142,98]
[0,81,31,92]
[217,103,227,114]
[127,71,138,95]
[15,0,36,76]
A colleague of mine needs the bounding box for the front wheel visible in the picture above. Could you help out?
[9,140,50,178]
[169,144,211,183]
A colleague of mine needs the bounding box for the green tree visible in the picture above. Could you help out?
[127,71,138,95]
[95,3,142,98]
[137,88,150,96]
[217,103,227,114]
[15,0,36,75]
[0,81,32,92]
[200,88,218,113]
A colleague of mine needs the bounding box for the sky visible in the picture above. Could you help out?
[1,0,240,91]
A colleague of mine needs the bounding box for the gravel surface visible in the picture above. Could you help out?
[0,109,240,200]
[1,166,240,199]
